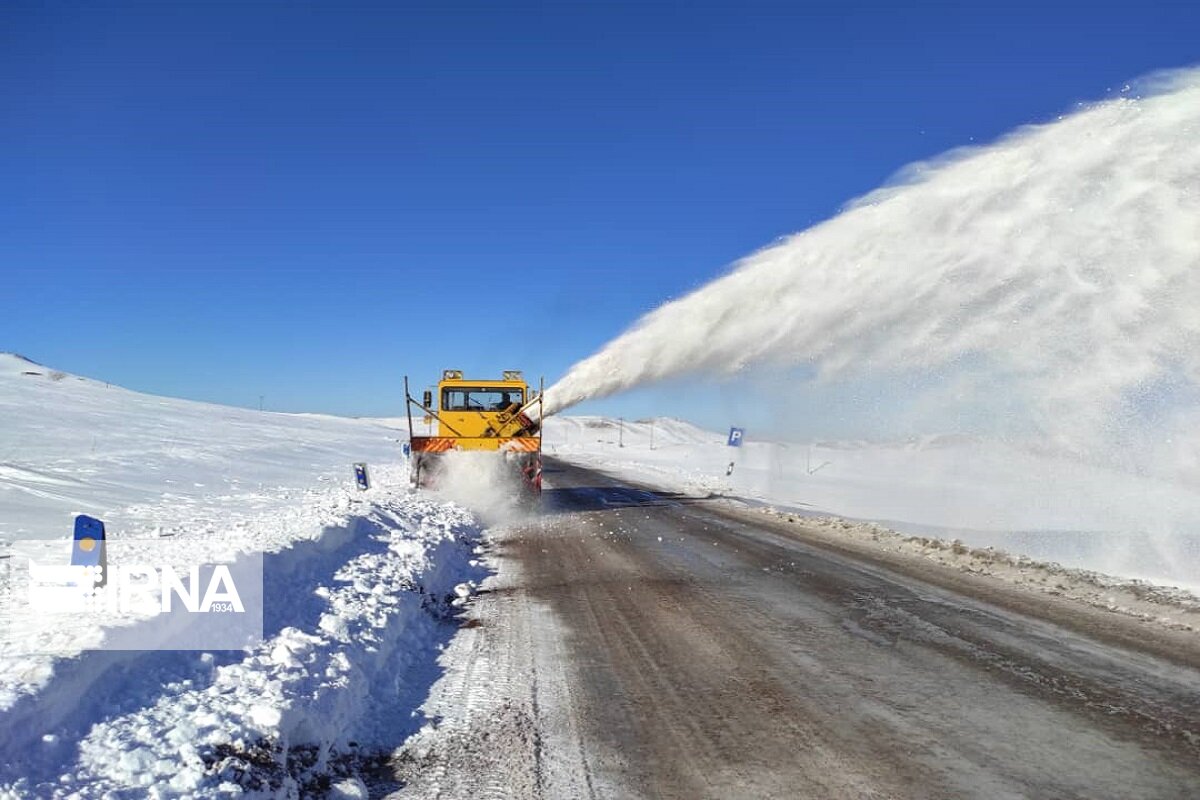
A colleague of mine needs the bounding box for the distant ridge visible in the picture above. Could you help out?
[0,352,42,366]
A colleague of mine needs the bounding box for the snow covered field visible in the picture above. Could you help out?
[0,354,488,797]
[0,353,408,545]
[3,351,1198,796]
[543,415,1200,591]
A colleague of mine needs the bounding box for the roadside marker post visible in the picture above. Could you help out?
[353,463,370,491]
[71,514,107,588]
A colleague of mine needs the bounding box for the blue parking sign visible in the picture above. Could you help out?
[727,427,745,447]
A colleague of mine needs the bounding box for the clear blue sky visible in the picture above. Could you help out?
[3,2,1197,429]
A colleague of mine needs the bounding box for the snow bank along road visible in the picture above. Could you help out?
[0,493,488,799]
[399,458,1200,799]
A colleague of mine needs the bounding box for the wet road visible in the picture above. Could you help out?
[399,458,1200,799]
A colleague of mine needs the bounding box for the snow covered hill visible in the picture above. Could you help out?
[543,415,1200,591]
[0,352,406,543]
[0,354,489,797]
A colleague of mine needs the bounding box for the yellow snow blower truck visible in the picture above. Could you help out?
[405,370,543,496]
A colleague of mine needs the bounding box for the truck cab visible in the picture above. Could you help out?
[430,370,530,444]
[406,370,543,495]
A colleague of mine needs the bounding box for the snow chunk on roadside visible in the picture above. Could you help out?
[329,777,369,799]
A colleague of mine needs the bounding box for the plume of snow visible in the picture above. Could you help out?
[432,450,532,525]
[543,69,1200,471]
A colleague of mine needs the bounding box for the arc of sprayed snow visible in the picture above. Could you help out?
[541,69,1200,450]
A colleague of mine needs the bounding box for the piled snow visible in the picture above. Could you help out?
[544,415,1200,591]
[0,354,492,796]
[753,511,1200,634]
[0,497,486,798]
[59,500,484,798]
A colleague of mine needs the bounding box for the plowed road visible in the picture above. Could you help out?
[394,459,1200,799]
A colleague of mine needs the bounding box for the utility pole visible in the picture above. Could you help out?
[259,395,264,411]
[618,417,624,448]
[649,419,655,450]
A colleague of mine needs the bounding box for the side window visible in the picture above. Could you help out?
[442,390,468,411]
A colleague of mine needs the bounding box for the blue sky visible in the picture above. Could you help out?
[2,1,1197,431]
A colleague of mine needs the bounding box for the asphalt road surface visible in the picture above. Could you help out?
[393,458,1200,799]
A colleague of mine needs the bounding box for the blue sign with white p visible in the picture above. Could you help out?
[727,427,745,447]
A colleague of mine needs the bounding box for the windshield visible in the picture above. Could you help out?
[441,387,523,412]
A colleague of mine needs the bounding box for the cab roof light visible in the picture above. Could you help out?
[502,370,523,381]
[442,369,463,380]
